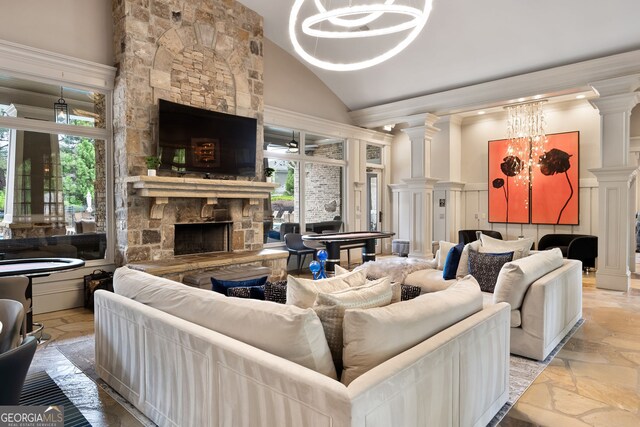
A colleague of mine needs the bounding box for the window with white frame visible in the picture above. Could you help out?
[263,125,345,243]
[0,72,113,262]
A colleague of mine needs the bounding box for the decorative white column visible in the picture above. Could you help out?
[402,114,440,258]
[433,115,464,243]
[589,75,640,291]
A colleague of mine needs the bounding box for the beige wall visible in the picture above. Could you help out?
[0,0,113,65]
[263,38,352,124]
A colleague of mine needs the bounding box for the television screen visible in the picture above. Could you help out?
[158,99,257,176]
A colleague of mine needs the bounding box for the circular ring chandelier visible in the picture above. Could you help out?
[289,0,433,72]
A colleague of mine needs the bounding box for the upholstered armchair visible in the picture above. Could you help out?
[538,234,598,270]
[458,229,503,245]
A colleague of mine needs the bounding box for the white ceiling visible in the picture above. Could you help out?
[239,0,640,111]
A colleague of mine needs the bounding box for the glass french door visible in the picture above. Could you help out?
[367,170,383,253]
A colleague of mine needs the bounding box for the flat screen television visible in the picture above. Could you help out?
[158,99,257,176]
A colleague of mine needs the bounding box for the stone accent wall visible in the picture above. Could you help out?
[93,93,107,232]
[112,0,264,264]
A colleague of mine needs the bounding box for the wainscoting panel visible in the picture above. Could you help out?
[461,182,599,246]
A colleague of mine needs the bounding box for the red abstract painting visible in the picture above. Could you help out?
[531,132,579,225]
[488,138,530,224]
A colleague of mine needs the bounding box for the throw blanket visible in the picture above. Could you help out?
[355,257,436,283]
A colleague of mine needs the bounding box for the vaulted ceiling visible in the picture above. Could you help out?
[239,0,640,111]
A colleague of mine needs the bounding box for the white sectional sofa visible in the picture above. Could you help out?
[95,267,511,427]
[403,246,583,361]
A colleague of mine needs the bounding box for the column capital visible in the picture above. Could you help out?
[589,166,637,183]
[436,114,463,127]
[401,113,440,141]
[589,75,640,97]
[434,181,466,191]
[589,92,640,115]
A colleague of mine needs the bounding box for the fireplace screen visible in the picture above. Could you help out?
[174,222,230,256]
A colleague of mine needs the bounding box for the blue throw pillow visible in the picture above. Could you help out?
[468,250,514,293]
[443,243,464,280]
[211,276,268,297]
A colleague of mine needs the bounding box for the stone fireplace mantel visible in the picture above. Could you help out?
[126,176,277,219]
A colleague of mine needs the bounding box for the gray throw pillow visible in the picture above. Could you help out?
[468,250,514,293]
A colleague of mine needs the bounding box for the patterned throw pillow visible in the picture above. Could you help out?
[400,284,421,301]
[211,276,268,296]
[468,250,514,293]
[226,286,265,300]
[264,280,287,304]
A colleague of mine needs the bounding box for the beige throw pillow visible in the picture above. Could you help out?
[313,277,393,369]
[286,268,367,308]
[437,241,457,270]
[456,240,482,278]
[493,248,564,310]
[341,276,483,385]
[479,233,533,260]
[113,267,337,379]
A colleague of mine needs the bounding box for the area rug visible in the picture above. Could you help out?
[20,371,91,427]
[486,318,585,426]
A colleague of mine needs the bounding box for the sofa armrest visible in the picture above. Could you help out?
[95,291,351,427]
[519,260,582,346]
[348,303,510,427]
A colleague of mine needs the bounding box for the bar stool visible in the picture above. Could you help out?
[0,276,45,342]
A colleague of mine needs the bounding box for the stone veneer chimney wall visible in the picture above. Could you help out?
[112,0,264,264]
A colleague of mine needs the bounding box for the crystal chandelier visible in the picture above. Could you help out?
[504,101,548,187]
[289,0,433,71]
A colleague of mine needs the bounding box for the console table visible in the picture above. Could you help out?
[302,231,395,272]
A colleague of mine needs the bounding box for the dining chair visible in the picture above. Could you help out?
[284,233,316,272]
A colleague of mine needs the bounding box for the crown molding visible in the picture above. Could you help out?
[349,49,640,128]
[0,39,116,90]
[264,105,393,145]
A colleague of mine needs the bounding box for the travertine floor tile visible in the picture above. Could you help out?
[550,387,608,416]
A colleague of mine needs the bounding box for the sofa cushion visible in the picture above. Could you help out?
[113,267,337,379]
[493,248,564,310]
[313,277,393,370]
[401,284,422,301]
[341,276,483,385]
[479,233,533,260]
[227,285,265,300]
[468,250,514,293]
[211,275,268,296]
[482,292,521,327]
[404,268,454,293]
[286,268,367,308]
[456,240,482,278]
[443,243,464,280]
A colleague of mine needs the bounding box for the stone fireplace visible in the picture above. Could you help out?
[112,0,266,265]
[174,222,231,255]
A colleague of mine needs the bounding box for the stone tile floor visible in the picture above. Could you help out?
[30,269,640,426]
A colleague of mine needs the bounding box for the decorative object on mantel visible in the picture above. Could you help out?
[488,131,579,225]
[289,0,433,71]
[144,156,161,176]
[53,87,69,124]
[265,167,275,182]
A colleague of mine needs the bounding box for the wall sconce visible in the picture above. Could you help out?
[54,88,69,124]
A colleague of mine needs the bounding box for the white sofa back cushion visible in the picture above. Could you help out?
[493,248,564,310]
[457,240,481,278]
[480,234,533,260]
[286,268,367,308]
[341,275,483,385]
[113,267,337,379]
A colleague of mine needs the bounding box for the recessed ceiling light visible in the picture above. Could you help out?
[576,94,586,99]
[517,97,526,102]
[533,95,543,100]
[477,111,485,115]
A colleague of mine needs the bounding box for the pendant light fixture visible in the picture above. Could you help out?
[54,87,69,124]
[287,131,299,153]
